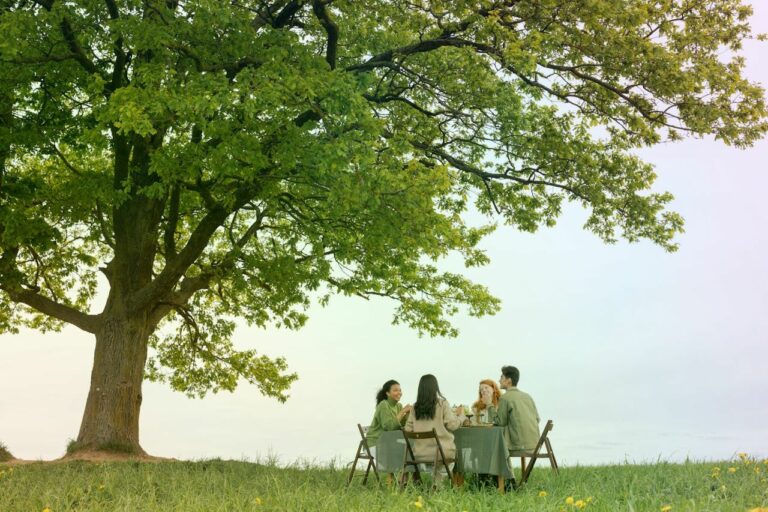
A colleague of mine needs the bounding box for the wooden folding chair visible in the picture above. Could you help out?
[516,419,559,486]
[401,429,455,488]
[346,424,380,486]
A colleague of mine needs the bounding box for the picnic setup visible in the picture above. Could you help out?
[346,369,558,493]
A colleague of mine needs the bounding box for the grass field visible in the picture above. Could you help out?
[1,453,766,511]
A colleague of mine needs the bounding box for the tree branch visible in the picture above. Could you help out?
[2,285,101,333]
[411,140,589,202]
[163,184,180,260]
[312,0,338,69]
[37,0,104,80]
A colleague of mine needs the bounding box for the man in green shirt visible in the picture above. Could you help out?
[488,365,540,454]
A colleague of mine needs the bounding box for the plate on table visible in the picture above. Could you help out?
[466,423,494,428]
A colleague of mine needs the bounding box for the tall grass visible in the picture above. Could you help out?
[1,454,766,511]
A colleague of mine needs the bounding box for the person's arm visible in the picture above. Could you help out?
[398,404,413,427]
[379,402,404,431]
[404,407,414,432]
[493,397,510,427]
[443,399,461,431]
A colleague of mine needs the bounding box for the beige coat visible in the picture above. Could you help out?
[404,398,461,462]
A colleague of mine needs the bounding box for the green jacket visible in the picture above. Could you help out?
[366,398,405,447]
[489,387,540,453]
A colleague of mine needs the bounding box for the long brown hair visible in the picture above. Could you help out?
[472,379,501,411]
[414,374,445,420]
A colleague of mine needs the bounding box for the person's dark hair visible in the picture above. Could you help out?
[376,379,400,404]
[414,374,445,420]
[501,366,520,386]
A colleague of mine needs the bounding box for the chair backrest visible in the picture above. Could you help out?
[402,428,453,481]
[530,420,553,455]
[357,424,373,456]
[403,430,437,441]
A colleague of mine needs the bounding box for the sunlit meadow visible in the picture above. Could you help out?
[1,453,767,511]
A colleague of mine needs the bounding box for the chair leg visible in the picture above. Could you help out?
[370,458,381,482]
[521,456,538,485]
[347,449,362,486]
[545,438,559,473]
[362,458,371,484]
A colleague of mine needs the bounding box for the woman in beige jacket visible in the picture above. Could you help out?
[405,374,463,463]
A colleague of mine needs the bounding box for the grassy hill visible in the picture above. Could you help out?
[1,454,766,511]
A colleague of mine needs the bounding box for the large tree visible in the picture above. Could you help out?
[1,0,765,453]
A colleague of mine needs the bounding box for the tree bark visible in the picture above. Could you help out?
[76,312,151,453]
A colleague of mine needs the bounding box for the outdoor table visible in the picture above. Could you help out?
[375,426,513,492]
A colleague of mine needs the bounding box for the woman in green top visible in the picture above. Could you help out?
[366,379,413,450]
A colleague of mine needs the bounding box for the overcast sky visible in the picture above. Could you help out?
[1,3,767,466]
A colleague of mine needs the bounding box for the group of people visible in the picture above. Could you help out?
[366,366,541,463]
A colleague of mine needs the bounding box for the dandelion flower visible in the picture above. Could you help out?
[738,452,748,459]
[412,501,423,509]
[660,506,672,512]
[42,508,51,512]
[254,497,262,505]
[575,499,586,509]
[748,508,768,512]
[566,496,575,505]
[727,467,737,474]
[538,491,548,497]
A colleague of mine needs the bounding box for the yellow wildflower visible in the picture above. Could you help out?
[738,452,748,460]
[660,506,672,512]
[566,496,575,505]
[42,508,52,512]
[538,491,548,497]
[575,499,586,509]
[727,467,737,473]
[412,496,424,509]
[748,508,768,512]
[253,497,262,505]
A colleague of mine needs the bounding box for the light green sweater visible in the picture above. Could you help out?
[366,398,405,447]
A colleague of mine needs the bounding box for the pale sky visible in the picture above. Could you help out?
[1,3,767,466]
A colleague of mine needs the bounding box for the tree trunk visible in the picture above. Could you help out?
[76,313,151,453]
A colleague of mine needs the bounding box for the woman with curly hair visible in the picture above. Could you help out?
[472,379,501,424]
[366,379,412,449]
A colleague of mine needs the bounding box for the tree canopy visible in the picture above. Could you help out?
[0,0,766,449]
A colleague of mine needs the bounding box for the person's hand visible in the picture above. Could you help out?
[400,404,413,418]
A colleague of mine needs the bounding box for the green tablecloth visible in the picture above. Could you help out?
[375,427,513,478]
